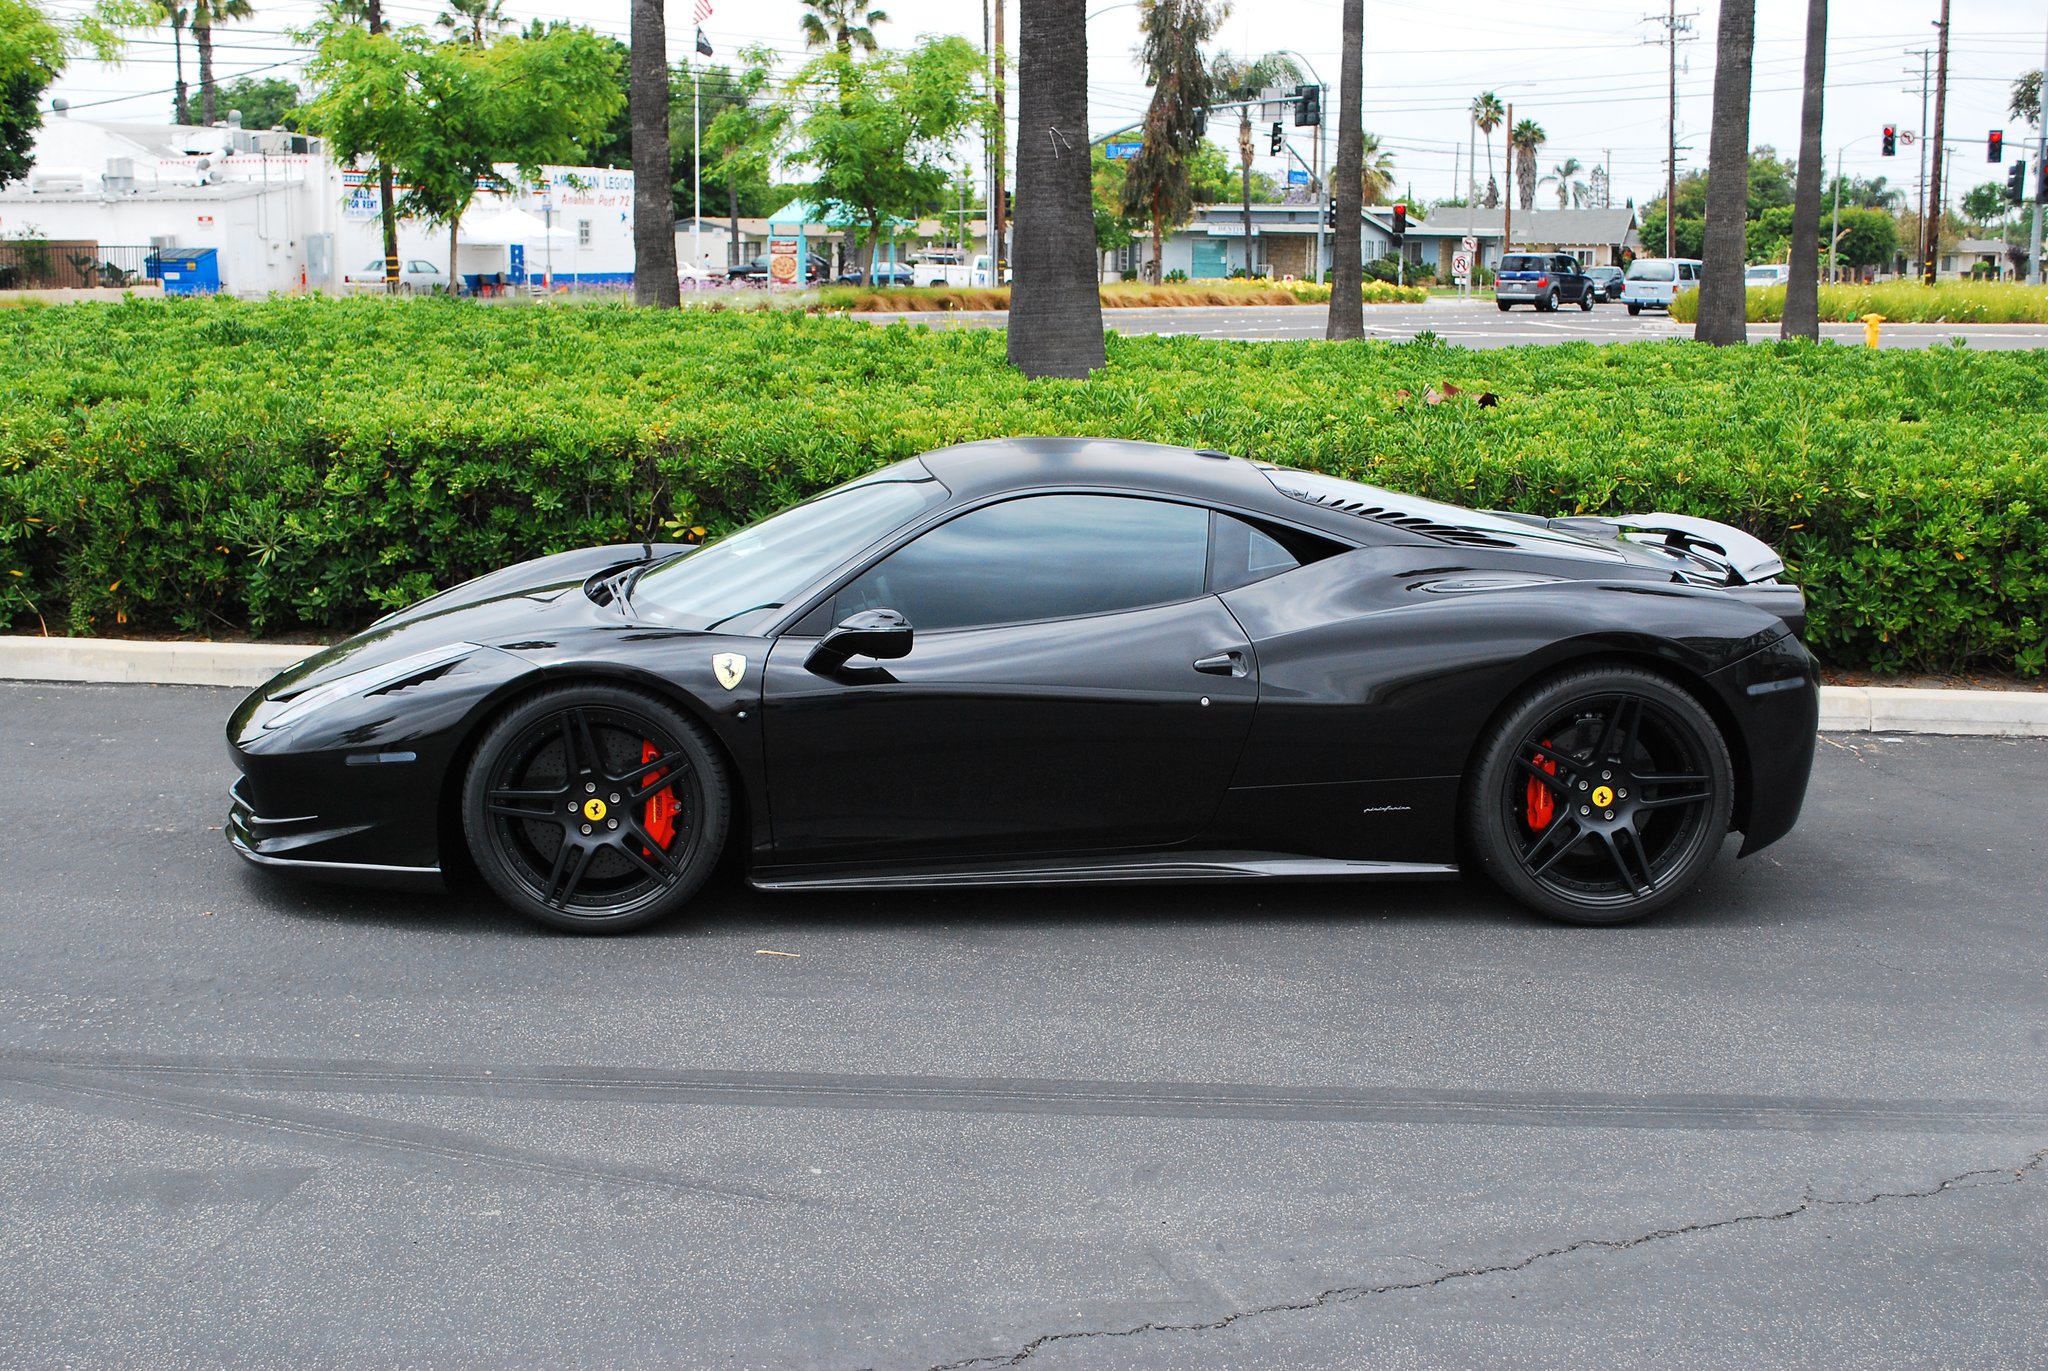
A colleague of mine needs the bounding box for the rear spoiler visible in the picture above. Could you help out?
[1612,513,1785,585]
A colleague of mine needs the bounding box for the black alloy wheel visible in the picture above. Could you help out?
[1465,667,1734,924]
[462,684,728,932]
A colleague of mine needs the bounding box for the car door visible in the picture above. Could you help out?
[759,494,1266,868]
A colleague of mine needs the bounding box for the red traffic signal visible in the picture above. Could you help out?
[1391,203,1408,240]
[1882,125,1896,156]
[1989,130,2004,163]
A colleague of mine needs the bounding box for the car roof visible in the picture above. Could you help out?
[915,437,1287,508]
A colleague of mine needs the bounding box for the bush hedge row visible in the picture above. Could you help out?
[1670,281,2048,325]
[1,296,2042,675]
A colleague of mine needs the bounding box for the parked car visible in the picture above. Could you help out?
[1494,253,1598,311]
[1622,257,1703,315]
[1745,264,1790,289]
[678,262,721,291]
[1585,265,1626,302]
[227,437,1816,933]
[342,259,446,294]
[838,265,917,287]
[911,253,1002,288]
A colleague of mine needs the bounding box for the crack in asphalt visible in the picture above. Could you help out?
[913,1146,2048,1371]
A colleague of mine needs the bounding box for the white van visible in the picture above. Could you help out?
[1622,257,1702,315]
[1745,263,1791,289]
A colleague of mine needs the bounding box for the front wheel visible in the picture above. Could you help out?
[463,684,729,933]
[1464,667,1734,925]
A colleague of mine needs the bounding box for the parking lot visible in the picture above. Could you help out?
[2,681,2044,1368]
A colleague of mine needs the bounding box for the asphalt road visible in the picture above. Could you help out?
[860,297,2048,350]
[2,681,2044,1370]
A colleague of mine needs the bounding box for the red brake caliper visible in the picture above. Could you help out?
[1525,739,1556,831]
[639,740,679,855]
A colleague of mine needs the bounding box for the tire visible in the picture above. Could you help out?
[1543,289,1560,312]
[462,683,729,933]
[1497,300,1513,312]
[1578,286,1594,311]
[1463,667,1734,925]
[1627,303,1641,316]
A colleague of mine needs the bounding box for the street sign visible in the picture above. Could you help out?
[1287,169,1310,186]
[1461,235,1477,253]
[1452,251,1472,283]
[1106,142,1141,160]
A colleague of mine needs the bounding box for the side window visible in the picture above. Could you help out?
[837,495,1212,632]
[1208,512,1302,593]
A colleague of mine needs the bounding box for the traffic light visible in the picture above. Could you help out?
[2009,160,2027,205]
[1269,121,1283,155]
[1989,130,2004,163]
[1882,125,1896,156]
[1324,198,1337,231]
[1295,84,1320,128]
[1391,202,1407,246]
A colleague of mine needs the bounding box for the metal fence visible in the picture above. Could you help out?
[0,243,160,290]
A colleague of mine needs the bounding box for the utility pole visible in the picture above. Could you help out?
[1503,101,1514,253]
[1644,4,1696,257]
[1905,47,1930,276]
[1922,2,1951,283]
[992,0,1007,277]
[2033,17,2047,285]
[983,0,992,272]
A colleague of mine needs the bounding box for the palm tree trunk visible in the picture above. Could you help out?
[1006,0,1105,379]
[1325,0,1365,340]
[195,14,215,126]
[1695,0,1755,345]
[1782,0,1827,340]
[170,19,189,126]
[1239,112,1254,277]
[629,0,680,307]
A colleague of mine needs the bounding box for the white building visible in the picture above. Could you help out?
[0,110,637,296]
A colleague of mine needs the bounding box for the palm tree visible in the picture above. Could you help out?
[1008,0,1103,378]
[436,0,509,45]
[1696,0,1755,345]
[1470,91,1503,208]
[191,0,253,127]
[800,0,887,55]
[1121,0,1225,283]
[629,0,680,306]
[1782,0,1825,337]
[1545,157,1582,210]
[1327,0,1363,339]
[1358,130,1394,206]
[1510,118,1544,211]
[1211,49,1304,276]
[156,1,191,125]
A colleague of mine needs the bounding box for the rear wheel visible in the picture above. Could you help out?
[1497,300,1513,312]
[1578,286,1595,311]
[1627,302,1642,316]
[1544,289,1560,312]
[1465,667,1734,925]
[463,684,728,932]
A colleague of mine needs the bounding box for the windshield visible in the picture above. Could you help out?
[1626,260,1675,281]
[633,466,944,630]
[1746,267,1781,281]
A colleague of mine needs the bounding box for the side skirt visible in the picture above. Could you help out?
[749,851,1461,893]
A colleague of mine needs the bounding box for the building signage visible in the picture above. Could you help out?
[1105,142,1141,160]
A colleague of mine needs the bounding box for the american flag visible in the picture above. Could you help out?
[692,0,713,22]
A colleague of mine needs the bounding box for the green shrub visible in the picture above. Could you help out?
[1,296,2044,676]
[1672,280,2048,325]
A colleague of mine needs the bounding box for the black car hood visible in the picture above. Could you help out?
[257,542,692,700]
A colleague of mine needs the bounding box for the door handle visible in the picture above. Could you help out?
[1193,651,1247,677]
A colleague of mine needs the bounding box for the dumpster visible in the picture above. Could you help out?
[144,247,222,295]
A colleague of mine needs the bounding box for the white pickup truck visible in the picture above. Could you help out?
[911,253,1001,288]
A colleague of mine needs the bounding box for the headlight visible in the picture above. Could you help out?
[263,644,481,730]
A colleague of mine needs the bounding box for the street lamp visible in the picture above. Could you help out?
[1272,49,1329,280]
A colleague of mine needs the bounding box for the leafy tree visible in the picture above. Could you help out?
[1696,0,1754,346]
[800,0,886,55]
[1744,144,1795,218]
[300,21,621,282]
[1470,91,1503,207]
[1090,143,1141,253]
[786,36,987,279]
[213,75,301,128]
[1009,0,1103,378]
[1545,157,1582,210]
[2012,69,2040,128]
[1641,150,1799,260]
[1509,118,1544,210]
[1122,0,1225,283]
[1,0,65,190]
[436,0,507,46]
[1961,181,2008,229]
[1358,130,1394,206]
[701,45,784,268]
[190,0,253,127]
[1824,173,1901,210]
[1210,48,1301,276]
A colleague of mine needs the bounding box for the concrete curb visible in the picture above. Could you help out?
[3,635,2045,737]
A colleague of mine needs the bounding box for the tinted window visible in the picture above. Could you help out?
[1500,255,1545,272]
[1627,260,1674,281]
[1209,512,1301,593]
[838,495,1211,632]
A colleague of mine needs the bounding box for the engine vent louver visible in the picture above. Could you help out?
[1293,492,1519,549]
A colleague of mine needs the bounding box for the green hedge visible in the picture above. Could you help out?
[1671,281,2048,325]
[1,296,2043,675]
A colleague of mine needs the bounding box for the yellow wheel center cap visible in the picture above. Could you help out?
[583,798,608,822]
[1591,786,1615,808]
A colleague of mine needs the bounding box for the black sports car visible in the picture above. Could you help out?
[227,438,1818,931]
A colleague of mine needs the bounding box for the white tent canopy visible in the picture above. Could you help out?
[458,206,574,245]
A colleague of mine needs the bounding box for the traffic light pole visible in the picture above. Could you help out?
[2034,17,2047,285]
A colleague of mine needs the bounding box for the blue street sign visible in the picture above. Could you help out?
[1106,141,1141,160]
[1287,169,1310,186]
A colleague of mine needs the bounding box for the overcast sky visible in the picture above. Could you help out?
[41,0,2048,210]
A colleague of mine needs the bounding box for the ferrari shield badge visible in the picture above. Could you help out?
[712,652,747,691]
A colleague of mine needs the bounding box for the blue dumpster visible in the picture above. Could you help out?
[145,247,221,295]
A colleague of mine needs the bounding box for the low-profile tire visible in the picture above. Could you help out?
[1463,666,1734,926]
[1627,302,1641,316]
[1579,287,1594,311]
[462,683,729,933]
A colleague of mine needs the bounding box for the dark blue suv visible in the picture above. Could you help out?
[1494,253,1598,312]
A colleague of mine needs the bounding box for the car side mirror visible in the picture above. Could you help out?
[806,608,913,673]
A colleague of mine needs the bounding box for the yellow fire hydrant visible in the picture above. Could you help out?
[1861,313,1886,349]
